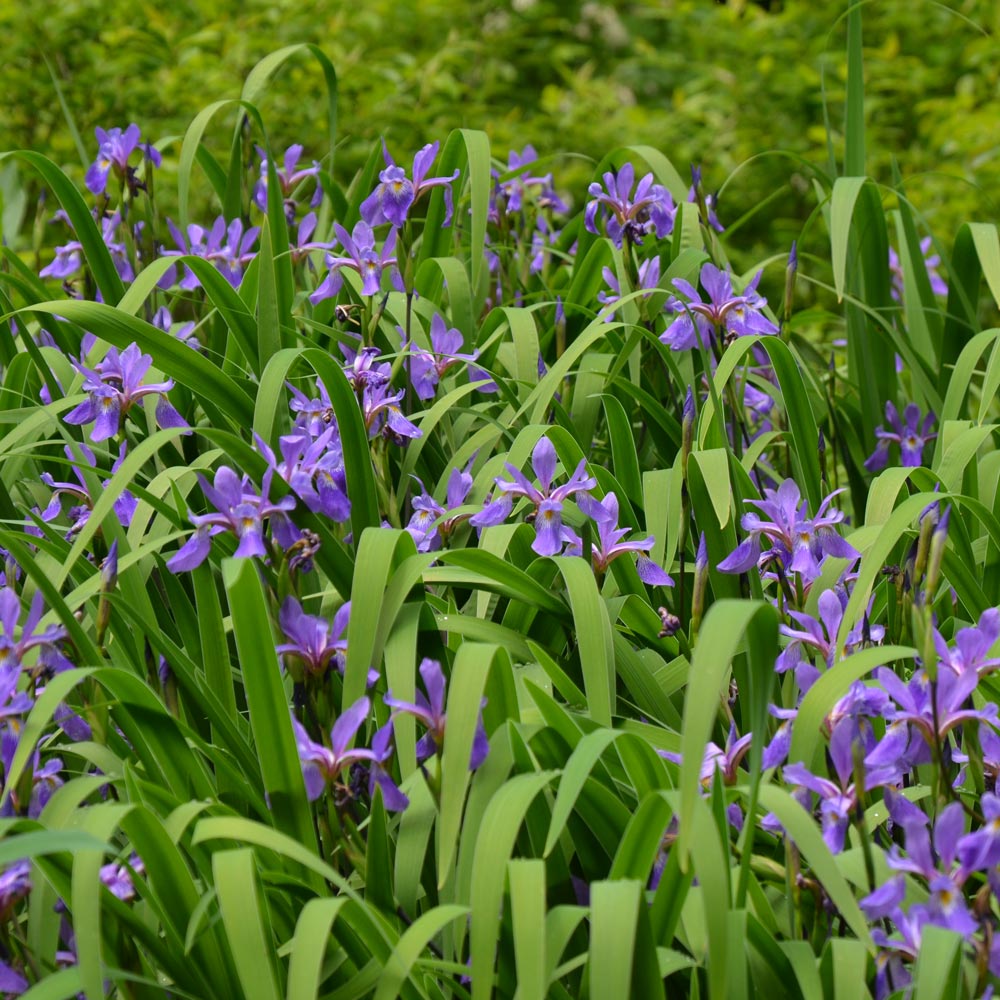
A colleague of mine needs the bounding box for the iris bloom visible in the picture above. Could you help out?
[405,314,487,400]
[40,443,136,538]
[40,211,133,284]
[292,697,406,810]
[310,222,402,303]
[718,479,860,582]
[404,464,475,553]
[385,658,489,770]
[888,238,948,303]
[162,217,260,289]
[166,467,298,572]
[933,607,1000,679]
[361,383,422,443]
[491,146,568,218]
[660,263,778,351]
[470,436,597,556]
[275,596,379,687]
[596,258,661,322]
[584,163,675,247]
[254,428,351,523]
[0,588,72,676]
[85,124,161,196]
[864,402,937,472]
[64,343,187,443]
[360,140,460,228]
[253,144,322,215]
[566,492,673,584]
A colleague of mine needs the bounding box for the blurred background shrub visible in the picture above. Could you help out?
[2,0,997,261]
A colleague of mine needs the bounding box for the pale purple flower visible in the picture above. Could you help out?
[596,257,661,322]
[161,217,259,289]
[362,382,422,443]
[40,443,136,538]
[0,588,71,677]
[688,165,724,233]
[565,491,673,584]
[864,402,937,472]
[253,144,322,216]
[661,722,753,787]
[384,657,489,770]
[0,860,31,917]
[310,222,402,302]
[660,263,778,351]
[934,608,1000,679]
[254,428,351,523]
[288,212,336,264]
[717,479,860,583]
[470,436,597,557]
[40,211,133,283]
[584,163,675,247]
[166,466,297,572]
[100,855,143,902]
[405,314,484,400]
[85,124,160,196]
[63,343,187,442]
[889,238,948,303]
[292,697,404,809]
[491,146,568,218]
[360,140,460,228]
[152,306,198,350]
[404,464,476,553]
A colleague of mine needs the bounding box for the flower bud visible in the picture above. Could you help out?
[924,504,950,602]
[691,533,709,639]
[783,240,798,325]
[682,385,696,476]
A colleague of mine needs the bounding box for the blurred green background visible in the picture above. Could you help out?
[3,0,998,260]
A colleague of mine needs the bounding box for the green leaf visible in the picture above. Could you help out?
[508,860,546,1000]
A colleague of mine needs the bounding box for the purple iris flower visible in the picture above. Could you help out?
[470,436,597,556]
[662,722,754,787]
[584,162,675,248]
[865,666,998,783]
[166,466,298,572]
[782,721,875,853]
[361,382,422,444]
[367,723,410,811]
[254,428,351,523]
[565,491,673,584]
[253,144,322,216]
[404,464,476,553]
[596,257,661,322]
[0,860,31,920]
[405,314,488,400]
[888,238,948,303]
[384,657,489,770]
[957,793,1000,872]
[360,140,460,228]
[275,596,378,687]
[288,212,336,265]
[161,217,260,289]
[63,343,187,443]
[864,402,937,472]
[100,855,143,902]
[718,479,860,583]
[40,211,134,284]
[40,443,136,539]
[660,263,778,351]
[776,588,884,691]
[85,124,161,196]
[310,221,402,302]
[0,588,72,677]
[287,377,338,438]
[152,306,198,350]
[934,608,1000,679]
[292,697,406,810]
[491,146,568,219]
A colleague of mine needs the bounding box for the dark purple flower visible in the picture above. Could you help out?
[864,402,937,472]
[367,722,409,811]
[0,859,30,918]
[63,343,187,443]
[660,263,778,351]
[385,658,489,770]
[662,722,753,787]
[584,163,675,247]
[565,491,673,584]
[360,140,460,228]
[361,382,422,444]
[255,428,351,523]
